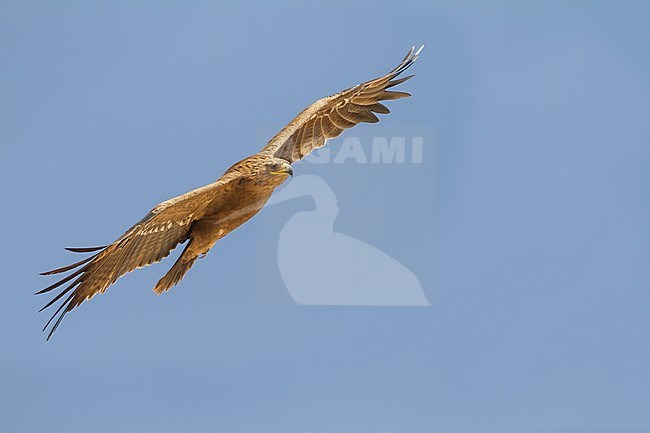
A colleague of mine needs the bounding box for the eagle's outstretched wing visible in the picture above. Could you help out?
[37,176,237,340]
[262,46,423,163]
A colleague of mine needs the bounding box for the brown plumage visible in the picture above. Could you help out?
[38,46,423,339]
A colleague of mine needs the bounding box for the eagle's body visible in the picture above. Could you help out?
[149,155,293,293]
[38,46,423,339]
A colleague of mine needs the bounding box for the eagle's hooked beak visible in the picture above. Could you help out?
[271,166,294,177]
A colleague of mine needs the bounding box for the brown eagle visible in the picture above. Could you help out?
[38,46,423,339]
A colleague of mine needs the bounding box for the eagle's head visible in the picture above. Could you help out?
[225,155,293,182]
[266,158,294,178]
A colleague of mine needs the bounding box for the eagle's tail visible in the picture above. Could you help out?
[153,242,197,295]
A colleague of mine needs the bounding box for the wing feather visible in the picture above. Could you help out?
[38,175,239,339]
[262,46,422,163]
[329,108,356,129]
[369,103,390,114]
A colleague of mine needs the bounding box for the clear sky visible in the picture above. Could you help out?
[1,1,649,432]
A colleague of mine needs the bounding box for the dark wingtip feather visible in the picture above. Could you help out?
[389,45,424,78]
[40,254,97,276]
[38,279,80,312]
[65,245,107,253]
[386,74,415,89]
[44,294,74,341]
[35,266,87,295]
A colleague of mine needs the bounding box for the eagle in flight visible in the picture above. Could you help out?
[38,46,423,339]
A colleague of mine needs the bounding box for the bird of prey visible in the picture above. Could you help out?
[37,45,423,339]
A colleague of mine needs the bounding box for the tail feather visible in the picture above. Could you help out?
[153,244,197,295]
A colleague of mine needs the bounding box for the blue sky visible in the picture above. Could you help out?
[1,1,649,432]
